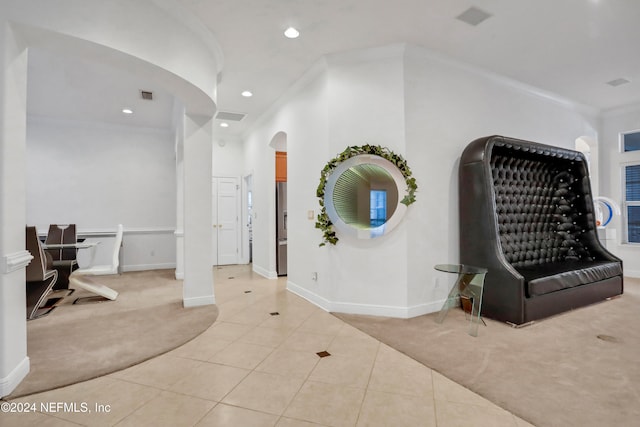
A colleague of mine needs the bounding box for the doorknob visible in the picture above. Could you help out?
[213,224,217,228]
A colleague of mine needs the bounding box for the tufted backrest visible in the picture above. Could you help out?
[490,146,595,268]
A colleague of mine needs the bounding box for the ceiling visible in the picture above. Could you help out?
[27,48,176,130]
[27,0,640,137]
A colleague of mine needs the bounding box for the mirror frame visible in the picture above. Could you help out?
[324,154,408,240]
[316,145,418,246]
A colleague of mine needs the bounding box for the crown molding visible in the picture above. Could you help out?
[601,102,640,118]
[404,44,600,118]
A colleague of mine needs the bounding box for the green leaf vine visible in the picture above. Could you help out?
[315,144,418,246]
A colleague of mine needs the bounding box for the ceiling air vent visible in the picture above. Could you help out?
[606,78,631,87]
[456,6,492,26]
[215,111,246,121]
[140,90,153,100]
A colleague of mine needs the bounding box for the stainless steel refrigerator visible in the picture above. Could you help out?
[276,182,287,276]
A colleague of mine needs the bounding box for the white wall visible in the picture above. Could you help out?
[600,105,640,276]
[322,46,409,314]
[403,44,601,312]
[0,16,31,398]
[26,116,177,271]
[243,61,329,280]
[244,43,602,318]
[245,46,411,315]
[213,138,244,176]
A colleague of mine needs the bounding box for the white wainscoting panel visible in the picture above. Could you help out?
[2,250,33,274]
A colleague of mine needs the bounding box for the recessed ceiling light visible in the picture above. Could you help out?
[284,27,300,39]
[241,90,253,97]
[606,77,631,87]
[122,108,133,114]
[456,6,492,26]
[220,122,229,128]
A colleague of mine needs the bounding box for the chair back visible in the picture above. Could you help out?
[26,226,48,282]
[111,224,124,272]
[45,224,77,261]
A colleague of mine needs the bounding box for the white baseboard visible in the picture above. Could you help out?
[0,356,30,398]
[286,281,443,319]
[252,264,278,279]
[175,271,184,280]
[286,281,332,312]
[330,301,410,318]
[183,295,215,307]
[624,270,640,279]
[122,263,176,272]
[406,300,445,318]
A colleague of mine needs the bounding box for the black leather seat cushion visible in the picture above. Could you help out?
[519,260,622,297]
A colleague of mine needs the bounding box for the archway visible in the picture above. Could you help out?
[269,131,288,276]
[0,1,221,397]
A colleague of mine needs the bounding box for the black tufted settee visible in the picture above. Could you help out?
[459,135,623,325]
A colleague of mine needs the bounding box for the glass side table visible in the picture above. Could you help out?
[434,264,487,337]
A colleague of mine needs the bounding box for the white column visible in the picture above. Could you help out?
[0,21,31,398]
[182,113,215,307]
[174,118,185,280]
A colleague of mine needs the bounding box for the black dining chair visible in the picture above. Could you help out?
[45,224,78,288]
[25,226,59,319]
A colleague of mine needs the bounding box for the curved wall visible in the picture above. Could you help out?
[0,0,221,397]
[6,0,221,114]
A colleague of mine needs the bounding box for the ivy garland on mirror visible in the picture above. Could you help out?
[315,144,418,246]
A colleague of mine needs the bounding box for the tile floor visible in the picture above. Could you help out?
[1,265,535,426]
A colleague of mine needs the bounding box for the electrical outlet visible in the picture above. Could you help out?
[312,272,318,281]
[308,210,315,220]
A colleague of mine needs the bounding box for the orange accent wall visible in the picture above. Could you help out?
[276,151,287,182]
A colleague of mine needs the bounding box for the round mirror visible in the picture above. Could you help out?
[325,154,407,239]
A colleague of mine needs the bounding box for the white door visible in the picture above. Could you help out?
[212,177,239,265]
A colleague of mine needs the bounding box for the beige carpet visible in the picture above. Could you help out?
[335,278,640,427]
[10,269,218,398]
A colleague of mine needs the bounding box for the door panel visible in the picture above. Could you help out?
[212,177,239,266]
[212,180,218,264]
[217,178,239,265]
